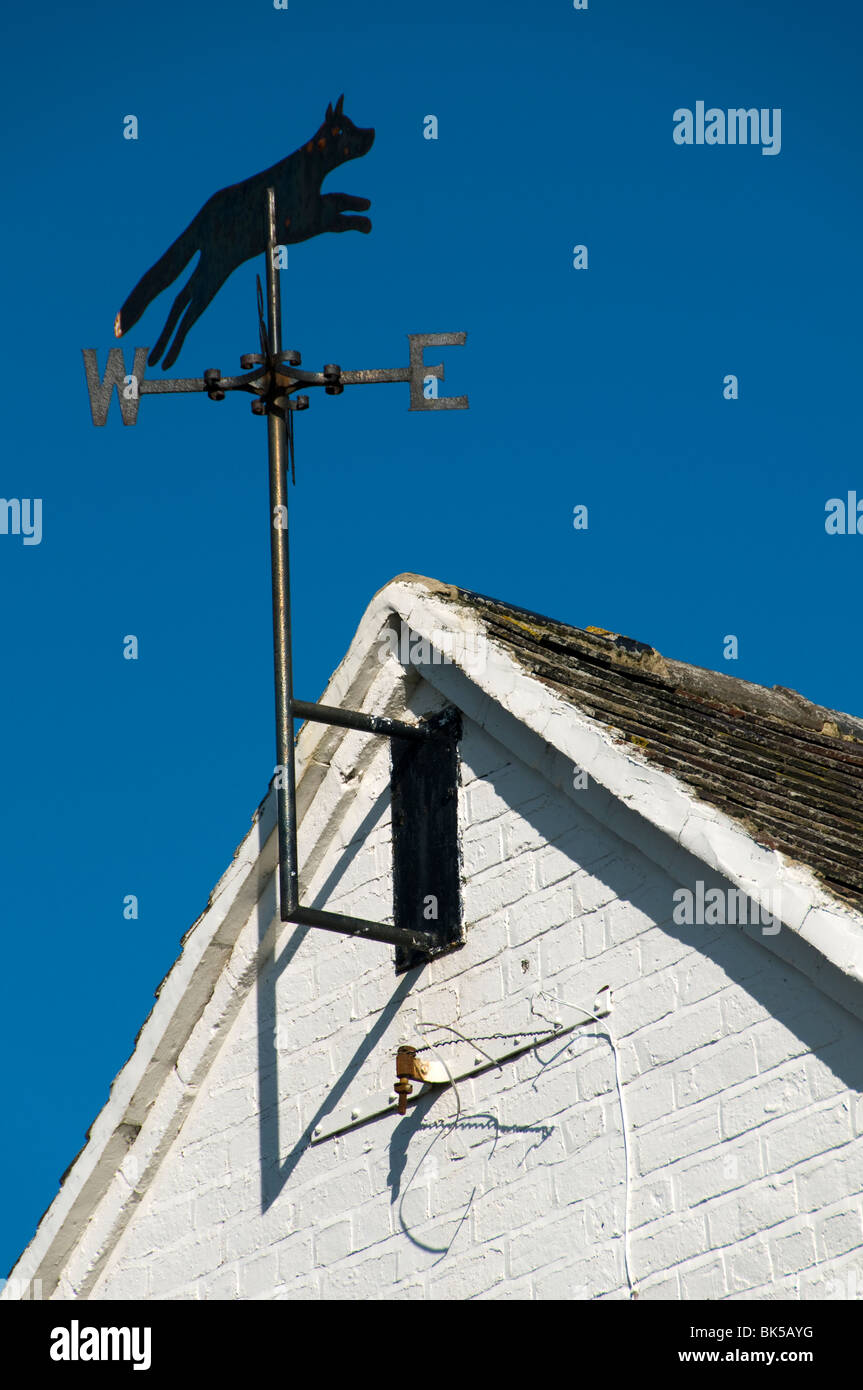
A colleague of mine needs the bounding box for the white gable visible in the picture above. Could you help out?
[6,576,863,1301]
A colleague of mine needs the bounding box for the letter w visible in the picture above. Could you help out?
[82,347,149,426]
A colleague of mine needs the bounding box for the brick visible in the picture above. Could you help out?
[195,1177,253,1229]
[240,1251,279,1297]
[199,1265,238,1299]
[314,1218,352,1267]
[458,958,504,1013]
[719,1063,809,1140]
[539,922,582,979]
[637,1270,681,1300]
[554,1140,624,1206]
[466,772,520,824]
[679,1255,727,1300]
[155,1236,222,1294]
[507,1210,586,1279]
[726,1239,773,1293]
[488,1277,534,1299]
[388,1278,428,1300]
[796,1144,863,1212]
[293,1167,372,1229]
[676,956,732,1007]
[799,1255,863,1301]
[675,1037,757,1109]
[631,1212,706,1278]
[99,1263,149,1300]
[636,1111,721,1177]
[504,795,559,858]
[771,1226,817,1276]
[630,1177,675,1229]
[633,999,723,1072]
[763,1101,852,1173]
[562,1101,607,1154]
[584,1190,624,1244]
[752,1010,841,1073]
[721,989,770,1034]
[612,974,677,1038]
[128,1198,195,1254]
[465,859,535,921]
[818,1207,863,1260]
[581,910,606,958]
[706,1175,798,1248]
[473,1172,554,1243]
[623,1071,675,1129]
[198,1082,255,1135]
[639,932,692,978]
[276,1234,313,1283]
[605,898,654,947]
[534,1245,624,1300]
[429,1246,506,1300]
[536,841,580,891]
[463,820,505,876]
[314,947,368,998]
[676,1139,762,1208]
[572,870,618,915]
[324,1250,398,1300]
[282,1041,334,1095]
[507,882,573,948]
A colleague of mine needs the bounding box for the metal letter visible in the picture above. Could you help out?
[408,332,468,411]
[82,347,149,426]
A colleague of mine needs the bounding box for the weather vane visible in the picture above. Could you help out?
[82,97,468,968]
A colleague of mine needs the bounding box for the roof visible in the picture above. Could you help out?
[432,585,863,917]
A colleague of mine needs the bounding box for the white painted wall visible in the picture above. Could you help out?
[78,692,863,1301]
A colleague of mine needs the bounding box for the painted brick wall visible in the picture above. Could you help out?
[87,704,863,1301]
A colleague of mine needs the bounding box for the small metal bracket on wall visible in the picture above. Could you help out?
[288,703,463,968]
[391,706,463,972]
[310,990,613,1144]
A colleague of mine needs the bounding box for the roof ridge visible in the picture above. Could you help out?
[430,582,863,743]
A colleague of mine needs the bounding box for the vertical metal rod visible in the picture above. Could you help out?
[265,186,299,918]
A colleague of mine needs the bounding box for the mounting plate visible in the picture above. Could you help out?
[310,990,612,1145]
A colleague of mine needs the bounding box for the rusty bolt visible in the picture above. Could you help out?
[395,1045,420,1116]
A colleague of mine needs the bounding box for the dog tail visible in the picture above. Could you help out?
[114,219,200,339]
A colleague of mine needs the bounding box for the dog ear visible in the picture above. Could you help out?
[325,101,334,122]
[334,93,344,118]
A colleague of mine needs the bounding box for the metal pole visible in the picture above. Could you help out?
[265,186,299,919]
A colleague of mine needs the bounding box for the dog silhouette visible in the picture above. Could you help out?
[114,95,374,369]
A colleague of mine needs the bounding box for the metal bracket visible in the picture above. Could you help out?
[309,989,613,1144]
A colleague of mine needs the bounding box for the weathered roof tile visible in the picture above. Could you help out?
[445,587,863,915]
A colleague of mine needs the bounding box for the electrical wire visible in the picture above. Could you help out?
[392,1022,474,1262]
[404,1004,636,1299]
[532,989,637,1300]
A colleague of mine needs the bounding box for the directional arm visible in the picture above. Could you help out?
[83,333,468,424]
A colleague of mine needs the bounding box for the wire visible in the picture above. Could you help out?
[532,990,636,1300]
[404,1006,636,1299]
[416,1021,500,1067]
[392,1022,474,1263]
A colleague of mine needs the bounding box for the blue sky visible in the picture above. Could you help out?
[1,0,861,1275]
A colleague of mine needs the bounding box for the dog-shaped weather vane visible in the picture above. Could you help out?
[114,95,374,369]
[82,97,468,963]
